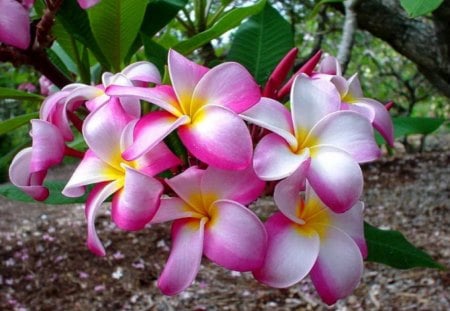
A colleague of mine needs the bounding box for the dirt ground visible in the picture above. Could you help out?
[0,134,449,311]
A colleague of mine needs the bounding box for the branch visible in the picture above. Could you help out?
[353,0,450,98]
[337,0,361,74]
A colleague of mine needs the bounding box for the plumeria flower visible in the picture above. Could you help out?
[242,74,380,212]
[253,161,367,305]
[106,49,261,170]
[316,55,394,146]
[62,98,180,256]
[65,61,161,117]
[9,61,161,200]
[149,165,266,295]
[9,120,65,200]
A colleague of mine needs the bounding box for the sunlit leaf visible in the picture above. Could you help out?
[400,0,444,17]
[227,3,294,85]
[57,0,109,69]
[173,0,266,54]
[365,222,444,269]
[88,0,148,71]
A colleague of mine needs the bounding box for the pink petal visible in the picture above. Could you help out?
[111,167,163,231]
[309,111,381,163]
[119,121,181,174]
[307,146,363,213]
[203,200,267,271]
[168,49,209,111]
[9,148,48,201]
[253,133,309,180]
[200,165,264,205]
[30,120,65,173]
[191,62,260,115]
[165,166,205,208]
[0,0,30,49]
[62,150,121,197]
[121,61,161,85]
[40,90,70,121]
[310,226,364,305]
[85,181,122,256]
[253,212,320,287]
[179,105,253,170]
[158,218,206,295]
[122,111,189,161]
[83,97,133,166]
[151,197,201,224]
[273,160,311,224]
[328,201,367,258]
[133,142,181,176]
[354,98,394,146]
[77,0,100,9]
[318,55,341,76]
[240,97,297,147]
[329,75,348,97]
[106,85,183,116]
[291,75,341,139]
[346,74,363,98]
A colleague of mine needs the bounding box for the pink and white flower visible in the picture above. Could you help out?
[316,55,394,146]
[106,49,261,170]
[150,165,266,295]
[242,74,381,213]
[253,162,366,305]
[63,98,180,256]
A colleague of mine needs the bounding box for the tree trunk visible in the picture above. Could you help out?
[353,0,450,98]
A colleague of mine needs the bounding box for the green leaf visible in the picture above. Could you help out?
[0,88,43,102]
[376,116,445,144]
[57,0,110,69]
[173,0,267,54]
[142,34,169,73]
[88,0,148,71]
[400,0,444,17]
[141,0,188,38]
[227,3,294,85]
[0,181,90,205]
[0,112,37,136]
[365,222,444,269]
[46,49,72,79]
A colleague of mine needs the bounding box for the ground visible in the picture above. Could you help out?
[0,134,449,310]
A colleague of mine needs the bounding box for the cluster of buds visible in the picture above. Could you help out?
[9,48,393,305]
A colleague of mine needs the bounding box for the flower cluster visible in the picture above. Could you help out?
[9,49,393,305]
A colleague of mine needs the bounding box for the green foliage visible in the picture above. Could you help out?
[0,88,43,102]
[400,0,444,17]
[392,117,445,137]
[0,112,38,136]
[57,0,109,69]
[376,117,445,144]
[0,181,90,205]
[88,0,148,71]
[173,0,267,54]
[141,0,189,38]
[227,3,294,85]
[365,222,444,269]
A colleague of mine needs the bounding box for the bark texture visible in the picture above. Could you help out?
[353,0,450,98]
